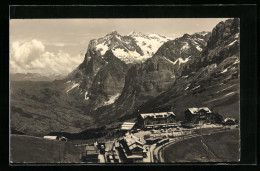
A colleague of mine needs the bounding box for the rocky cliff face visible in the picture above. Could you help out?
[66,31,171,109]
[89,31,213,124]
[133,18,240,121]
[155,31,211,62]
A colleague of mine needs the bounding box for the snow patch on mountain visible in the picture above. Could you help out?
[181,42,190,50]
[184,84,190,90]
[104,93,120,106]
[96,43,109,55]
[89,31,172,64]
[173,57,190,65]
[162,56,175,65]
[84,91,89,100]
[196,45,202,51]
[112,49,146,63]
[224,92,236,97]
[221,68,228,73]
[233,59,240,64]
[134,36,163,57]
[200,32,208,36]
[192,85,200,90]
[228,40,238,46]
[127,32,172,63]
[148,33,172,42]
[66,82,79,94]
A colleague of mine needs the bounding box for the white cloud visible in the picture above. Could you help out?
[10,39,84,75]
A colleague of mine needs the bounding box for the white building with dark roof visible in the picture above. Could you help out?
[184,107,217,125]
[138,111,176,129]
[186,107,212,114]
[118,133,144,163]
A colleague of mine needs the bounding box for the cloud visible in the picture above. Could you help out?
[44,41,79,47]
[10,39,84,75]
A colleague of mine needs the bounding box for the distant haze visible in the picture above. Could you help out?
[10,18,229,75]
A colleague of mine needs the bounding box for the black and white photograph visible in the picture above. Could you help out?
[9,17,241,164]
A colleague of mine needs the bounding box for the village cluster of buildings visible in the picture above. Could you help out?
[81,133,145,163]
[80,107,237,163]
[136,107,236,130]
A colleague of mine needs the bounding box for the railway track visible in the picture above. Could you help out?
[153,127,236,163]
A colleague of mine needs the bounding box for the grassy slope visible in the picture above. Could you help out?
[10,135,81,163]
[10,80,94,135]
[163,129,240,162]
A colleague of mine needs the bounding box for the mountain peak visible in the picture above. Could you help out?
[127,31,136,35]
[111,30,118,34]
[182,33,191,38]
[105,30,119,37]
[128,31,146,37]
[194,31,210,36]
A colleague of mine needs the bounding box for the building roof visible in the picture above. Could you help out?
[186,107,212,114]
[105,142,114,151]
[85,145,99,155]
[128,143,143,151]
[124,134,144,148]
[224,117,236,122]
[59,136,67,140]
[121,122,136,130]
[140,111,176,119]
[43,136,57,140]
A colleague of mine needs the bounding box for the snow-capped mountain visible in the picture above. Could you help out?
[127,31,172,62]
[155,31,211,63]
[89,31,172,64]
[88,31,211,119]
[66,30,210,110]
[66,31,172,109]
[90,18,240,126]
[130,18,240,121]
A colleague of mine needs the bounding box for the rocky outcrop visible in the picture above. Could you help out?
[91,31,213,122]
[67,31,171,109]
[134,18,240,121]
[155,31,211,62]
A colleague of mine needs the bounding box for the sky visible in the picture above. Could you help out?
[10,18,229,75]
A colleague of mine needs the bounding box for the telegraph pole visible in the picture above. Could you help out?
[58,141,61,163]
[166,113,168,138]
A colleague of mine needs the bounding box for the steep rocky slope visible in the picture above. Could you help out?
[155,31,211,62]
[132,18,240,121]
[90,32,212,124]
[66,31,171,109]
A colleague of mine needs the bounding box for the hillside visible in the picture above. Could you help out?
[10,73,67,82]
[10,80,94,135]
[10,135,81,163]
[91,19,239,124]
[130,18,240,121]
